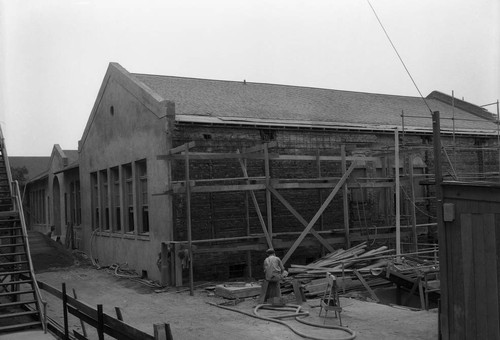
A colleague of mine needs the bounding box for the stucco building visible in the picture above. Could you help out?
[15,62,500,285]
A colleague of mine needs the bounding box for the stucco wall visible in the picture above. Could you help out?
[79,75,172,282]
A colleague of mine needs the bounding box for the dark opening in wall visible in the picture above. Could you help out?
[110,106,115,116]
[203,133,212,140]
[228,263,246,279]
[260,129,276,141]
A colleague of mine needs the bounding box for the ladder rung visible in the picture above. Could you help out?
[0,299,37,308]
[0,235,22,239]
[0,260,28,266]
[0,321,42,332]
[0,243,24,248]
[0,289,34,297]
[0,251,26,257]
[0,310,39,319]
[0,269,30,276]
[0,279,32,286]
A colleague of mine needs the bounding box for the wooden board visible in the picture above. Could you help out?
[214,283,262,299]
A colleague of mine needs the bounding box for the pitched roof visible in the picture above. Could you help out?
[8,157,50,180]
[133,73,497,134]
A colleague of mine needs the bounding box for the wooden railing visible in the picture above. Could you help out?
[36,280,173,340]
[0,124,47,331]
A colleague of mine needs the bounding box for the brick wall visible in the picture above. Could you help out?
[171,125,499,280]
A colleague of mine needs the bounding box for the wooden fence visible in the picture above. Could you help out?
[35,279,173,340]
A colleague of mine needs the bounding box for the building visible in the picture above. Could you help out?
[16,62,500,285]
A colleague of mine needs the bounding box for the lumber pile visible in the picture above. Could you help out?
[285,242,440,299]
[289,242,393,277]
[285,242,393,298]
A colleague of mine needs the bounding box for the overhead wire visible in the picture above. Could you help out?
[366,0,434,115]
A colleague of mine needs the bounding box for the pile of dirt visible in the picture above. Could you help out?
[28,231,75,271]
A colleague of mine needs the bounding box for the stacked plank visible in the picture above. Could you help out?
[286,242,395,298]
[289,242,394,277]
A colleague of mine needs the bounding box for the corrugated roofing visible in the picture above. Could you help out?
[133,73,497,133]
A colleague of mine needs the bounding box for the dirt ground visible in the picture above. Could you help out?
[35,264,438,340]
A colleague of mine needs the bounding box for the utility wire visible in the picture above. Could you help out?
[366,0,434,115]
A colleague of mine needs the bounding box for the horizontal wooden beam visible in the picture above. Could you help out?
[159,152,280,160]
[282,160,358,264]
[242,141,278,153]
[166,181,394,194]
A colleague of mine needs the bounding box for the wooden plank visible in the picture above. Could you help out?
[460,213,476,340]
[264,144,273,238]
[266,185,334,252]
[353,270,379,303]
[154,323,174,340]
[448,207,464,339]
[281,161,357,264]
[237,151,272,248]
[185,150,194,296]
[73,289,88,338]
[242,141,277,153]
[164,141,195,155]
[472,214,487,340]
[341,145,350,248]
[214,283,261,299]
[483,214,500,340]
[160,152,279,160]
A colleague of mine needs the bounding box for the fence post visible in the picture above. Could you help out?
[97,304,104,340]
[62,283,69,340]
[154,323,173,340]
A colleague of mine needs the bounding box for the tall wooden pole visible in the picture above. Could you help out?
[341,145,350,248]
[264,144,273,240]
[409,154,418,253]
[395,129,401,256]
[432,111,447,337]
[185,150,194,296]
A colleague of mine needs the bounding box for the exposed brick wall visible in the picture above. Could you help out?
[171,125,499,280]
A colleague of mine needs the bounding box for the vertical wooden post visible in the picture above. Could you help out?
[97,304,104,340]
[264,144,273,240]
[62,283,69,340]
[433,111,448,337]
[160,242,169,286]
[114,307,123,321]
[73,289,87,337]
[409,155,418,253]
[185,149,194,296]
[154,323,174,340]
[341,145,350,248]
[245,182,252,277]
[395,129,401,256]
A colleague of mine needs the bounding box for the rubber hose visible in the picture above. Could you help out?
[207,302,356,340]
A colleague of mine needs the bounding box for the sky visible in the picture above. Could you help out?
[1,0,499,156]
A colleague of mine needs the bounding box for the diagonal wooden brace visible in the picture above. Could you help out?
[266,185,334,252]
[237,150,273,249]
[281,161,358,264]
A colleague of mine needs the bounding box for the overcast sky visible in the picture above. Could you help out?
[1,0,499,156]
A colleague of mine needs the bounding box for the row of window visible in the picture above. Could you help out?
[90,160,149,234]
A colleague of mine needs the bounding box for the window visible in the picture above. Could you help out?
[91,172,99,230]
[29,188,46,224]
[136,160,149,233]
[123,164,134,232]
[111,167,121,232]
[69,181,81,226]
[100,170,110,230]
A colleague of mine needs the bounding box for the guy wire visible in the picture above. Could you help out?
[366,0,434,115]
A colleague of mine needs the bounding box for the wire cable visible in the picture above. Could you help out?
[366,0,434,115]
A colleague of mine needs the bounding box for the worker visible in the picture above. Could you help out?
[263,248,288,300]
